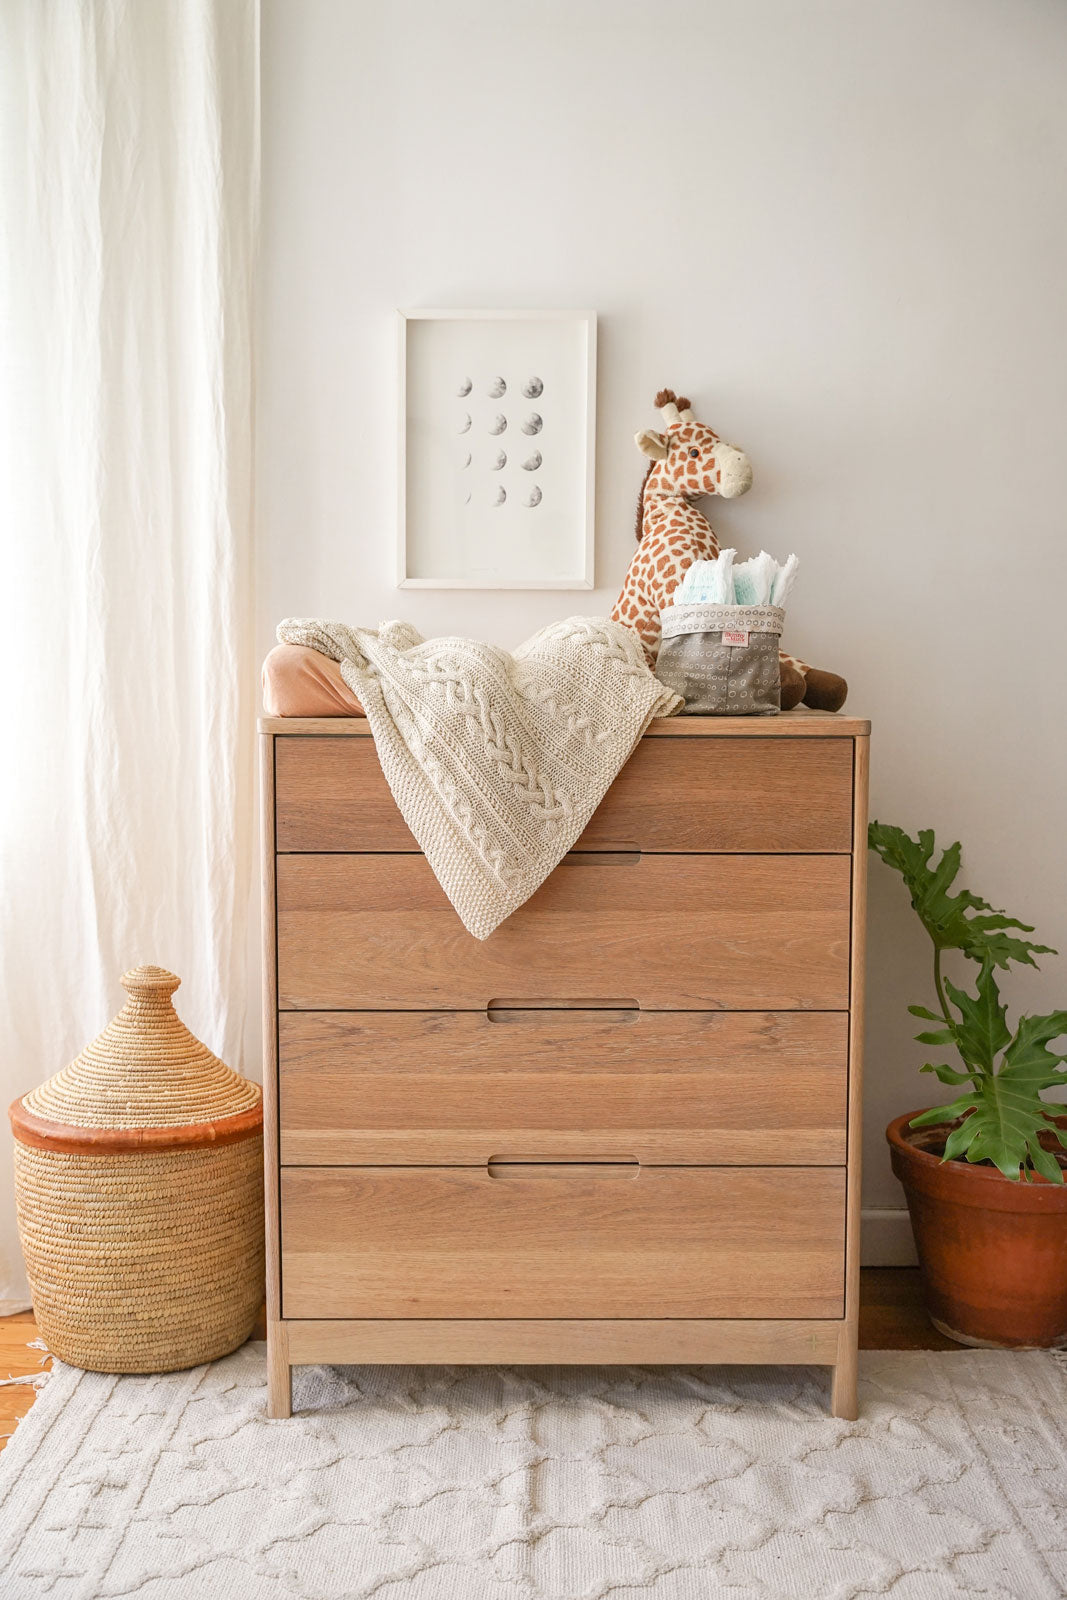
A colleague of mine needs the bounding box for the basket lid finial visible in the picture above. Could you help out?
[120,966,181,1000]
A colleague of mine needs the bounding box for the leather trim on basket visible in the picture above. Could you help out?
[8,1099,263,1154]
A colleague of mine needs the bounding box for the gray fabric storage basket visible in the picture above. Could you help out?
[656,603,785,715]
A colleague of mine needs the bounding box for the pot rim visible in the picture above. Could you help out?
[887,1108,1067,1208]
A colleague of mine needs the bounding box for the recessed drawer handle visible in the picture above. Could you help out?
[563,850,641,865]
[487,1157,640,1180]
[487,998,640,1021]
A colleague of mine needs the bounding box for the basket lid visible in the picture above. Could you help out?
[17,966,261,1133]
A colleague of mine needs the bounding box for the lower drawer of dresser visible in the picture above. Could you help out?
[280,1165,846,1321]
[279,1010,849,1165]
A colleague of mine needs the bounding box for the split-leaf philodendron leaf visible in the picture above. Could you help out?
[910,982,1067,1181]
[867,822,1053,969]
[870,822,1066,1182]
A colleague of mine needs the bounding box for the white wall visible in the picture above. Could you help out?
[258,0,1067,1255]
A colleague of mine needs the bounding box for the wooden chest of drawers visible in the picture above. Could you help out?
[260,711,870,1418]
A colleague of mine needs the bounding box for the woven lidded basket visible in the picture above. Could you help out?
[9,966,263,1374]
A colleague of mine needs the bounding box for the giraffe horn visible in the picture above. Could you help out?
[659,401,680,426]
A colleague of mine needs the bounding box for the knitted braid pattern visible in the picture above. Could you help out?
[276,616,681,938]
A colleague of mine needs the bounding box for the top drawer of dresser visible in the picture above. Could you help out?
[274,734,855,853]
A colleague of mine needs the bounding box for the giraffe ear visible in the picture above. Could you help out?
[635,429,669,460]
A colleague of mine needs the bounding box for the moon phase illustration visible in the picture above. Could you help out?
[488,413,507,435]
[491,486,507,506]
[487,377,506,398]
[521,450,542,471]
[457,377,472,396]
[491,449,507,469]
[525,486,542,507]
[522,377,543,398]
[458,413,471,433]
[457,451,471,468]
[521,413,542,435]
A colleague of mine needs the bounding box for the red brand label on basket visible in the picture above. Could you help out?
[722,628,750,647]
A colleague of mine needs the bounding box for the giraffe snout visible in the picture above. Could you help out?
[716,447,753,499]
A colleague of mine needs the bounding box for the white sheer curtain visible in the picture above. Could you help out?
[0,1,259,1306]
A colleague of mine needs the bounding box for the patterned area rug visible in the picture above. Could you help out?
[0,1348,1064,1598]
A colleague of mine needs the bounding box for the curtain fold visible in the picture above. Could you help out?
[0,1,259,1305]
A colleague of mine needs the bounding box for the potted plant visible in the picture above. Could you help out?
[871,822,1067,1347]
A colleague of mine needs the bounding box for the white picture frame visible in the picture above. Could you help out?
[397,309,596,589]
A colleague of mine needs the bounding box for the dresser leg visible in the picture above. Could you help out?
[830,1332,858,1421]
[267,1322,292,1419]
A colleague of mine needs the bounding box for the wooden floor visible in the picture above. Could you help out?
[0,1309,51,1450]
[0,1269,960,1452]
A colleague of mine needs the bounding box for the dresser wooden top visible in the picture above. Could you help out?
[259,708,870,738]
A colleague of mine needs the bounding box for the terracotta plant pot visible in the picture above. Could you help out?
[887,1110,1067,1348]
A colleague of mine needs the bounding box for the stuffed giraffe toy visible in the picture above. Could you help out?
[611,389,847,712]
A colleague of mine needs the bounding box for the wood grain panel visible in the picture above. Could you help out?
[835,731,870,1420]
[260,741,282,1309]
[585,738,852,851]
[275,735,854,853]
[261,733,290,1417]
[278,1010,848,1164]
[281,1165,846,1320]
[284,1318,843,1366]
[276,853,851,1010]
[275,736,414,852]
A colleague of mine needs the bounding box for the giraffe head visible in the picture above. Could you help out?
[635,388,753,501]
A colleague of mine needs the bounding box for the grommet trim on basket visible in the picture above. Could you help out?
[9,1099,263,1154]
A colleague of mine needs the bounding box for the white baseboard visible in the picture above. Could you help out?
[860,1207,918,1266]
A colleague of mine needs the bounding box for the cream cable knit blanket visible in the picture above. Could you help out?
[277,616,681,939]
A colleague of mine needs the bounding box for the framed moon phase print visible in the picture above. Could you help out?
[398,309,596,588]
